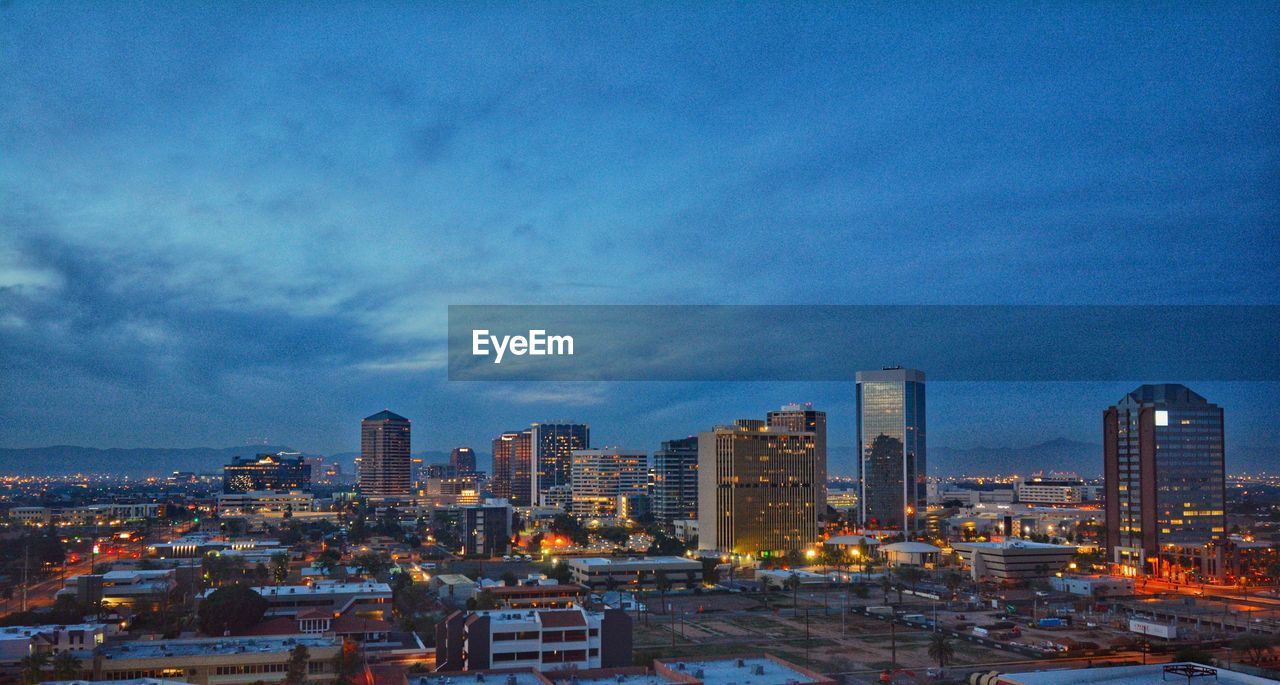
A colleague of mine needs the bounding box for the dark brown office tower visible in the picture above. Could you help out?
[450,447,477,474]
[491,430,532,506]
[360,410,411,498]
[1104,384,1225,578]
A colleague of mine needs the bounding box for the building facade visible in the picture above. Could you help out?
[569,448,648,519]
[653,436,699,522]
[492,430,534,507]
[1015,472,1084,506]
[530,423,589,507]
[359,410,412,498]
[565,556,703,591]
[463,500,513,557]
[1104,384,1226,578]
[435,608,632,672]
[451,447,478,474]
[856,367,926,535]
[697,419,819,557]
[222,452,311,493]
[767,403,827,506]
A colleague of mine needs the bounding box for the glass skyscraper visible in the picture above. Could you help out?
[1104,384,1225,577]
[856,367,926,535]
[359,409,411,498]
[530,422,589,506]
[653,436,699,522]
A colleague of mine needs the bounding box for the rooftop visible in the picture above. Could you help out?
[568,556,700,568]
[953,540,1076,551]
[412,672,548,685]
[98,636,340,660]
[657,657,832,685]
[365,409,409,422]
[997,662,1274,685]
[203,581,391,598]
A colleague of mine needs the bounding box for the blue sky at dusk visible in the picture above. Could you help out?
[1,3,1277,471]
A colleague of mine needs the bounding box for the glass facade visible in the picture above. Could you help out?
[653,436,699,522]
[531,422,589,506]
[1106,384,1225,575]
[856,368,926,535]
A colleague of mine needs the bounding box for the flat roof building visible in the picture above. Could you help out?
[91,636,342,685]
[565,557,703,591]
[200,581,392,619]
[952,540,1076,581]
[435,608,631,672]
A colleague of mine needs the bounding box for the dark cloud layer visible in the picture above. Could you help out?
[0,3,1277,465]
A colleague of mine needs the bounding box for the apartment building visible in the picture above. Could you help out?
[435,608,631,672]
[92,636,341,685]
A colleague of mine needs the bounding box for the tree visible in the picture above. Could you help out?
[1230,634,1278,665]
[927,631,955,669]
[253,562,270,585]
[943,571,965,599]
[896,566,924,596]
[501,571,519,587]
[333,638,364,685]
[353,552,391,579]
[271,552,291,585]
[655,570,673,614]
[18,652,49,685]
[784,572,802,613]
[284,643,310,685]
[1172,645,1215,665]
[50,651,82,680]
[851,582,870,600]
[470,589,498,610]
[198,585,268,636]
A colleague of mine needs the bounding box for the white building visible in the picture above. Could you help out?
[0,624,112,664]
[569,449,648,519]
[565,557,703,591]
[201,581,392,619]
[435,607,631,671]
[952,540,1076,581]
[1015,472,1084,505]
[215,491,317,515]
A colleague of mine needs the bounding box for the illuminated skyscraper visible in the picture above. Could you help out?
[450,446,477,474]
[359,410,411,498]
[653,436,699,522]
[530,422,589,506]
[698,419,819,556]
[569,448,648,518]
[856,367,926,535]
[767,403,827,504]
[1104,384,1225,577]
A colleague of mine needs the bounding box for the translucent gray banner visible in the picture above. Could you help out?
[447,305,1279,381]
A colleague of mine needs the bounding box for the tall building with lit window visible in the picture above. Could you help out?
[1104,384,1225,577]
[767,403,828,504]
[569,448,648,519]
[856,367,926,535]
[531,422,589,506]
[450,447,477,474]
[653,436,699,522]
[697,418,819,557]
[359,410,411,498]
[491,429,533,506]
[222,452,311,493]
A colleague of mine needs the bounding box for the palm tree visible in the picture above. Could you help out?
[784,572,802,614]
[880,572,893,603]
[19,652,49,685]
[927,631,955,669]
[271,552,290,585]
[654,570,672,615]
[50,651,81,680]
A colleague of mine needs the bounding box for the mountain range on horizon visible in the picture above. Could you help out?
[1,437,1270,478]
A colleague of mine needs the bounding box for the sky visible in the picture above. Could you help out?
[1,3,1277,472]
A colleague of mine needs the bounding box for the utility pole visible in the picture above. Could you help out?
[21,544,29,612]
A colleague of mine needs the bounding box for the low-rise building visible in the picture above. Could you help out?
[200,581,392,619]
[993,662,1272,685]
[91,636,341,685]
[431,575,477,605]
[0,624,113,664]
[416,655,835,685]
[56,570,176,611]
[486,584,585,609]
[215,491,317,515]
[565,557,702,591]
[435,608,631,672]
[1049,575,1133,597]
[952,540,1076,581]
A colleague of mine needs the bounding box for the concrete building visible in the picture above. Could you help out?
[463,500,512,557]
[952,540,1076,581]
[652,437,699,523]
[434,608,631,672]
[569,448,648,519]
[0,624,111,664]
[531,423,590,507]
[566,557,703,591]
[90,636,342,685]
[417,655,834,685]
[856,368,926,535]
[1015,472,1084,506]
[215,491,317,515]
[360,410,412,499]
[880,541,941,567]
[766,404,827,507]
[201,581,392,619]
[1104,384,1226,579]
[992,662,1273,685]
[697,419,819,557]
[222,452,311,494]
[56,570,176,611]
[1049,575,1134,597]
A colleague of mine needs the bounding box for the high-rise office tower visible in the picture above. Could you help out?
[450,447,477,474]
[653,436,699,522]
[698,419,819,556]
[222,452,311,493]
[569,448,649,519]
[359,410,411,498]
[1104,384,1225,577]
[530,422,589,506]
[767,403,828,504]
[856,367,926,535]
[491,430,533,506]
